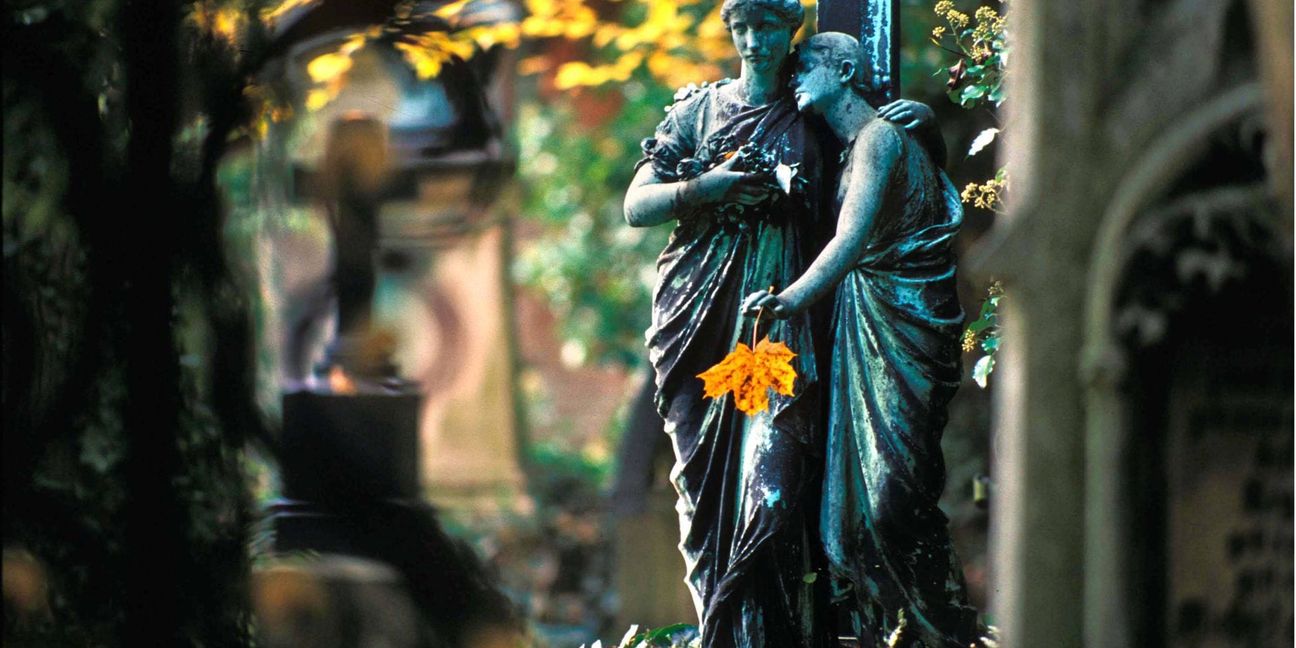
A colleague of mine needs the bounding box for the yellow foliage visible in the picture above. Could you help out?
[697,336,797,416]
[306,52,353,84]
[394,32,478,79]
[960,172,1008,211]
[460,23,523,49]
[189,4,246,46]
[434,0,474,19]
[260,0,319,25]
[554,51,643,89]
[305,89,333,112]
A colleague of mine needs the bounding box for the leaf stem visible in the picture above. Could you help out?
[752,284,775,348]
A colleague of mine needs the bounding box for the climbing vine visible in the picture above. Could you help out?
[930,0,1010,385]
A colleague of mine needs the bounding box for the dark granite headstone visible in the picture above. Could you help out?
[280,391,421,502]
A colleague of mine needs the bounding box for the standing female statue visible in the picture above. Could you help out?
[623,1,828,645]
[743,32,981,647]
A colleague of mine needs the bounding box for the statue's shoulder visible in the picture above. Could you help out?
[852,118,905,160]
[663,79,730,118]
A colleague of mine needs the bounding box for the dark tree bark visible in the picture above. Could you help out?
[118,1,184,643]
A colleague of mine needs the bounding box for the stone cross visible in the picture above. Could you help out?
[817,0,899,106]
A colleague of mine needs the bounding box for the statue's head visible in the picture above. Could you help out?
[721,0,804,75]
[792,32,865,113]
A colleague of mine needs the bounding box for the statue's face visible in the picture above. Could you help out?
[727,7,795,75]
[791,51,844,113]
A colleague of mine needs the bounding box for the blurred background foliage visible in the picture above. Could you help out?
[4,0,1003,644]
[510,0,1005,369]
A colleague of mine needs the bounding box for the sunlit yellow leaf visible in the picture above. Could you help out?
[522,16,562,37]
[434,0,473,19]
[593,24,622,47]
[306,52,353,83]
[461,23,522,49]
[305,88,332,111]
[554,61,595,89]
[564,19,596,39]
[339,33,369,55]
[260,0,319,25]
[525,0,557,17]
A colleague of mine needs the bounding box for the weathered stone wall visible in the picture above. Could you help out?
[974,0,1292,645]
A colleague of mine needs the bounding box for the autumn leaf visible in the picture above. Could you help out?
[697,335,797,415]
[306,52,353,84]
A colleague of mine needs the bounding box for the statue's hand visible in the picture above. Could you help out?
[741,289,792,319]
[877,99,935,130]
[688,154,774,207]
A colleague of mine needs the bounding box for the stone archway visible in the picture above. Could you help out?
[1079,85,1292,647]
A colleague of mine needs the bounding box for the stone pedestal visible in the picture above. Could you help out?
[266,390,522,645]
[280,392,421,501]
[271,390,423,556]
[376,205,525,513]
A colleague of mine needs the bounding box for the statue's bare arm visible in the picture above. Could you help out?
[742,121,901,317]
[624,156,775,228]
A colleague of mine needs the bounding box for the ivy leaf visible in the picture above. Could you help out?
[989,83,1006,105]
[967,128,999,157]
[638,623,698,647]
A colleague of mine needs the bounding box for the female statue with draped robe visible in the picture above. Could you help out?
[743,32,981,647]
[623,1,828,644]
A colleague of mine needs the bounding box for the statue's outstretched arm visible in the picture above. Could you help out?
[742,121,901,317]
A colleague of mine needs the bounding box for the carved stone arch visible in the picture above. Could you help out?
[1079,83,1292,646]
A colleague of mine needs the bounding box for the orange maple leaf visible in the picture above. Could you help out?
[697,335,797,415]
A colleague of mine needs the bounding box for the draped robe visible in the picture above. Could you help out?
[821,120,980,647]
[639,80,830,648]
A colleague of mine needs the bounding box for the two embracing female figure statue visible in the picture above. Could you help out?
[623,1,982,646]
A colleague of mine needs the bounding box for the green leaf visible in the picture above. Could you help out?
[989,83,1006,105]
[961,85,987,100]
[803,572,818,584]
[982,335,1000,353]
[641,623,697,646]
[978,298,996,318]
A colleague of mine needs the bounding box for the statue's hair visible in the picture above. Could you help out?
[799,32,868,93]
[720,0,805,30]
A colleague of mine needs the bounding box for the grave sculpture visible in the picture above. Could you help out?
[623,0,949,644]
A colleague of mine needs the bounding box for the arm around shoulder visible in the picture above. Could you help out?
[763,121,901,314]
